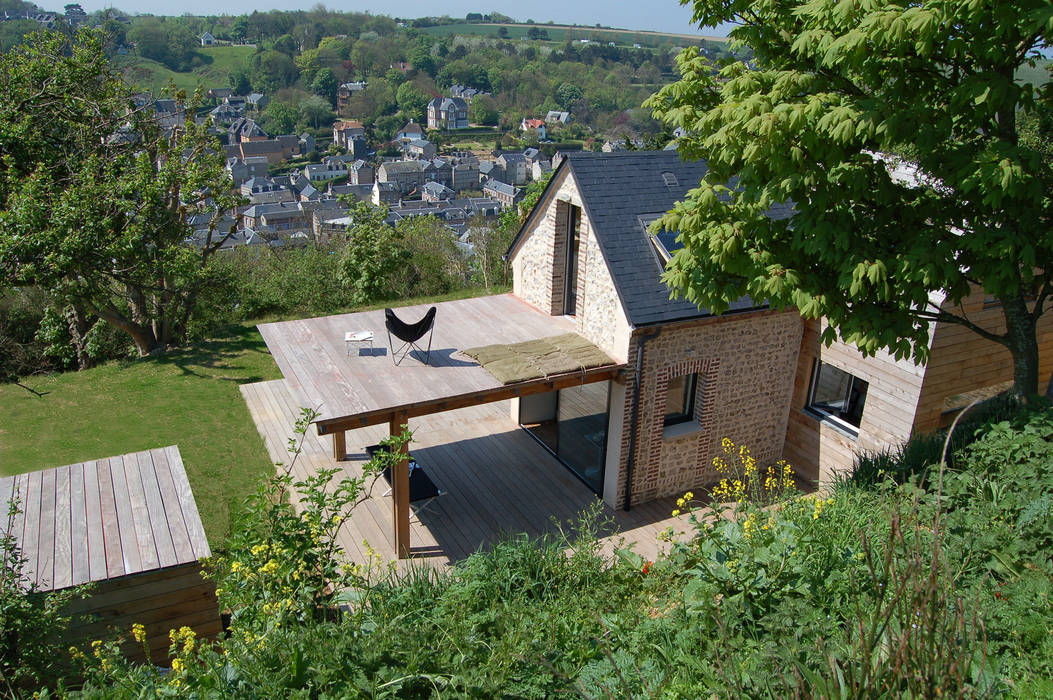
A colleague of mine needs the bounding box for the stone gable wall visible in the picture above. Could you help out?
[614,311,803,506]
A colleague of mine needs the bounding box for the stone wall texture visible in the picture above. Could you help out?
[614,311,804,506]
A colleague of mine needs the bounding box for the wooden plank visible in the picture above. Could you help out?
[137,450,178,569]
[0,476,14,532]
[52,464,73,590]
[333,430,347,461]
[317,365,624,434]
[165,446,210,559]
[82,460,108,582]
[4,475,28,579]
[36,467,56,590]
[123,453,160,572]
[151,448,195,564]
[106,455,141,577]
[69,463,90,586]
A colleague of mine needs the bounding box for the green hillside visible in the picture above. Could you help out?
[116,44,255,95]
[421,22,728,49]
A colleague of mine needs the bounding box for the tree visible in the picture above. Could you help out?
[251,49,298,93]
[469,94,499,126]
[265,100,299,135]
[337,202,406,304]
[466,215,513,289]
[395,81,430,122]
[300,95,334,128]
[646,1,1053,402]
[228,67,252,95]
[310,67,338,105]
[555,82,583,110]
[0,31,242,357]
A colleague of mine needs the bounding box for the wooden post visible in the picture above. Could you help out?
[332,431,346,461]
[389,414,411,559]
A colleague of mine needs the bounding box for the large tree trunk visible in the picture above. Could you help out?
[93,307,160,357]
[64,304,95,370]
[1002,294,1040,403]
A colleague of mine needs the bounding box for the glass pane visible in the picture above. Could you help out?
[810,363,868,428]
[556,382,609,493]
[665,374,696,424]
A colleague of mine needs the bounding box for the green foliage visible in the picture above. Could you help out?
[127,17,198,71]
[647,0,1053,399]
[0,30,242,357]
[263,100,300,135]
[1,500,86,691]
[392,216,470,297]
[395,81,430,122]
[250,49,298,93]
[468,94,499,126]
[299,94,334,127]
[338,202,407,305]
[309,66,338,104]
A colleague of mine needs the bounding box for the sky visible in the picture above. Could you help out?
[38,1,731,37]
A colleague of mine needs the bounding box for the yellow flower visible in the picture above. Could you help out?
[132,623,147,645]
[171,658,185,673]
[671,509,681,517]
[261,559,280,575]
[230,561,243,573]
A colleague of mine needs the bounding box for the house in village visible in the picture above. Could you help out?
[520,118,547,141]
[251,149,1053,563]
[332,120,366,149]
[483,178,522,208]
[336,82,367,113]
[397,120,425,143]
[199,31,215,46]
[427,97,469,130]
[377,160,424,195]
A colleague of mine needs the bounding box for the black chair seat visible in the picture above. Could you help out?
[384,307,436,365]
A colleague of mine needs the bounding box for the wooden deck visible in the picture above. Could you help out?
[241,379,695,572]
[256,294,624,433]
[0,446,210,592]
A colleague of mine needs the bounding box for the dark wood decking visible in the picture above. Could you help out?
[241,379,694,572]
[0,446,210,592]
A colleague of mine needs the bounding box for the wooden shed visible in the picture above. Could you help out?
[0,446,220,663]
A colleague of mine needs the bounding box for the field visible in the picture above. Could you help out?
[421,22,729,49]
[116,44,256,95]
[0,322,281,545]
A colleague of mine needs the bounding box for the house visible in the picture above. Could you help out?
[451,161,480,191]
[405,138,437,160]
[371,180,400,206]
[347,160,374,185]
[520,118,547,140]
[422,158,452,188]
[209,103,242,126]
[421,181,455,202]
[328,183,374,202]
[207,87,232,102]
[397,120,425,143]
[199,31,215,46]
[377,160,424,195]
[504,149,1053,507]
[246,93,270,111]
[228,117,268,143]
[496,153,529,185]
[601,138,644,152]
[236,140,285,165]
[427,97,469,130]
[336,82,367,113]
[546,111,572,125]
[304,161,349,182]
[482,178,522,208]
[225,156,269,187]
[333,120,366,149]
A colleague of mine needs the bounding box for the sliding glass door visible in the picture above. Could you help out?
[520,382,610,494]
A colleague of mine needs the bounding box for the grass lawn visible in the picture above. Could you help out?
[0,322,281,546]
[0,286,511,547]
[117,45,256,95]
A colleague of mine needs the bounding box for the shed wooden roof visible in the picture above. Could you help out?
[0,446,210,592]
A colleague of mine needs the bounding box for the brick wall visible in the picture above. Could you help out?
[614,311,803,506]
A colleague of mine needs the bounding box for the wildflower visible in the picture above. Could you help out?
[91,640,103,657]
[642,561,652,575]
[261,559,280,575]
[230,561,243,573]
[132,623,147,645]
[671,509,680,517]
[171,658,185,673]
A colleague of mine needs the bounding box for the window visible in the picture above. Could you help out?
[807,361,868,432]
[664,373,698,426]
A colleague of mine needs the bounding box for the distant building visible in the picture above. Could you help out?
[545,110,571,125]
[332,120,366,149]
[427,97,469,131]
[405,139,437,160]
[336,82,367,113]
[199,31,215,46]
[482,178,522,208]
[246,93,269,111]
[520,118,547,140]
[397,120,425,143]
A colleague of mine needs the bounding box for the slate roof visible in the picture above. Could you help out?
[512,150,793,327]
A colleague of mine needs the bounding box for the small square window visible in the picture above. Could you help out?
[664,373,698,426]
[807,361,868,432]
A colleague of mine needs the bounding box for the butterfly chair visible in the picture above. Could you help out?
[384,306,436,366]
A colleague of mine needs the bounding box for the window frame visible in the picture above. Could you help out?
[663,372,698,427]
[805,360,868,437]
